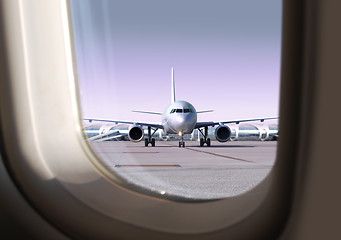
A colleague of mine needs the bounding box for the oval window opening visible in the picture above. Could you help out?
[70,0,281,200]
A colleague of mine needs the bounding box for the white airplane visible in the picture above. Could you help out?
[85,68,278,147]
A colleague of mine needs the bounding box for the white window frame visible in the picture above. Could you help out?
[0,0,305,239]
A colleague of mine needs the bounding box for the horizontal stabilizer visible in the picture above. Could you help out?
[197,110,214,114]
[132,110,162,115]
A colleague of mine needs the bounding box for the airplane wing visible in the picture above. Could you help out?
[195,117,279,129]
[87,129,125,142]
[83,118,164,129]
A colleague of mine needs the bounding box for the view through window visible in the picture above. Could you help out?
[70,0,282,200]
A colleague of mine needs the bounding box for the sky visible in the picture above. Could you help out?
[70,0,282,124]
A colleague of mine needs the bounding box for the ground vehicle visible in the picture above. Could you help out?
[0,0,340,239]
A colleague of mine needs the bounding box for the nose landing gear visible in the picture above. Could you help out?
[178,132,186,147]
[179,139,185,148]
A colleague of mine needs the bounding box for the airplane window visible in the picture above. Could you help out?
[9,0,341,238]
[70,0,281,200]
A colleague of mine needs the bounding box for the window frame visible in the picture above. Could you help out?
[0,0,308,239]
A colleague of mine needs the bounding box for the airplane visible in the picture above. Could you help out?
[85,68,278,147]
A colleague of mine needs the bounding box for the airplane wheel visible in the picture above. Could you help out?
[207,138,211,147]
[183,142,185,148]
[200,138,204,147]
[145,139,149,147]
[179,142,181,147]
[151,138,155,147]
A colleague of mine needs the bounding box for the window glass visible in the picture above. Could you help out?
[71,0,282,200]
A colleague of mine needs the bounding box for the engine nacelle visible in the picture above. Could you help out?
[215,125,231,142]
[128,125,144,142]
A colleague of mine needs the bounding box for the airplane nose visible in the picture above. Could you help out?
[176,115,189,124]
[172,114,195,133]
[176,115,186,125]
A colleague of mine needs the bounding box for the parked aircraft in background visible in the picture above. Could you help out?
[85,68,278,147]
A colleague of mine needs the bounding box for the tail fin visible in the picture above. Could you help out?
[171,67,176,103]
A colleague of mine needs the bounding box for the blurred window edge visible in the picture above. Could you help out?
[0,0,305,238]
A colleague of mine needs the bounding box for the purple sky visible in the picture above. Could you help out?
[71,0,282,124]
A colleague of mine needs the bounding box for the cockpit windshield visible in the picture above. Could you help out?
[170,108,192,114]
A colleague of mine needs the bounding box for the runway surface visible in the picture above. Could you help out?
[90,141,277,200]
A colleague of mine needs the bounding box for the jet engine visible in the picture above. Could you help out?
[214,125,231,142]
[128,125,144,142]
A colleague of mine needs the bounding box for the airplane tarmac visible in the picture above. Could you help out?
[85,68,278,147]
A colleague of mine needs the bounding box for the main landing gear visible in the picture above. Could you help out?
[145,126,157,147]
[198,126,211,147]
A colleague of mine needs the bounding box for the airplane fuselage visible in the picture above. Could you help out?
[162,101,197,135]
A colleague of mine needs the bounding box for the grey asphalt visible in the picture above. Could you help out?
[90,141,277,200]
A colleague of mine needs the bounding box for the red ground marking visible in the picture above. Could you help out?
[115,164,181,167]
